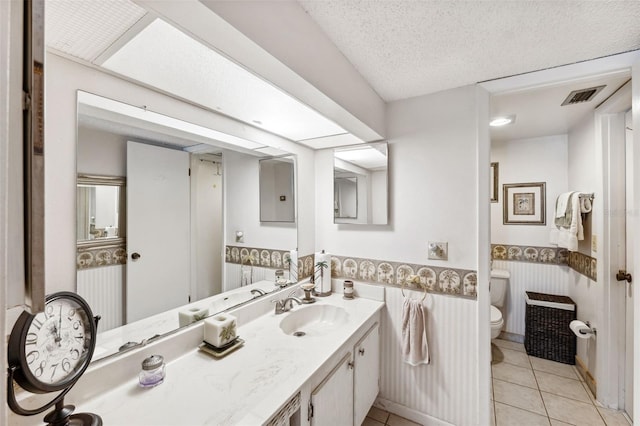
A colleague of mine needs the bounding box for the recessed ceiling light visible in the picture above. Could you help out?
[490,115,515,127]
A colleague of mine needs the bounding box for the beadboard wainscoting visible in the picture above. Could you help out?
[492,260,571,337]
[376,286,478,426]
[77,265,125,332]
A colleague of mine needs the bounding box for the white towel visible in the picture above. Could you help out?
[401,297,430,366]
[555,192,574,219]
[551,192,584,251]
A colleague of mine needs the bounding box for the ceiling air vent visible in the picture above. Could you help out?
[561,85,606,106]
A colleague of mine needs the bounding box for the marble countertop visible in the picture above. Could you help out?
[77,293,384,425]
[93,280,280,360]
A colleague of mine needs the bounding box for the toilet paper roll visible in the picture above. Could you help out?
[289,249,298,283]
[570,320,592,339]
[178,306,209,327]
[314,251,332,295]
[204,313,237,348]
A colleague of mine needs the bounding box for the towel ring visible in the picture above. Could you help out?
[401,280,428,302]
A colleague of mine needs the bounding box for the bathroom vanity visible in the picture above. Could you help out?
[9,283,384,425]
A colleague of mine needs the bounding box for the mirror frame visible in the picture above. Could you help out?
[76,174,126,250]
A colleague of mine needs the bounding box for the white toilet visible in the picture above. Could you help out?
[490,269,510,340]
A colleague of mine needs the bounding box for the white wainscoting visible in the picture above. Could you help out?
[377,286,478,426]
[77,265,125,333]
[224,263,283,291]
[493,260,570,337]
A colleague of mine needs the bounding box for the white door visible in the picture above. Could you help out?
[623,110,634,419]
[126,141,190,323]
[311,353,354,426]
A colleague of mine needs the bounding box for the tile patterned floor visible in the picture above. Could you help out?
[362,406,421,426]
[491,338,632,426]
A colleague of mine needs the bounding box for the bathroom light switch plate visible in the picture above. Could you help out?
[428,242,448,260]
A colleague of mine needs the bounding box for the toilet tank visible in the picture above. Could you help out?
[490,269,510,308]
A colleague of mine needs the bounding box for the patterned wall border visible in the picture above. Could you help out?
[77,244,127,269]
[567,251,597,281]
[225,245,313,279]
[491,244,569,265]
[329,255,478,299]
[491,243,596,281]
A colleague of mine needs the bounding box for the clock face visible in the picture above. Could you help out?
[9,292,97,393]
[25,298,91,385]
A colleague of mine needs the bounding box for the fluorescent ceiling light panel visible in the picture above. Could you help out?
[102,19,347,141]
[334,146,387,169]
[78,91,265,150]
[45,0,147,62]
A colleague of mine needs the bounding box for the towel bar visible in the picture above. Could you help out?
[401,276,428,302]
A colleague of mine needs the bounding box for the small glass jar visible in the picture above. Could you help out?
[343,280,354,299]
[139,355,165,388]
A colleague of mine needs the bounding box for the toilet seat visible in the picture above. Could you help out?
[490,305,503,325]
[490,305,504,340]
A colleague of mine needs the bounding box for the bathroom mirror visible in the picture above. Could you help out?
[76,91,298,361]
[333,142,389,225]
[259,157,296,223]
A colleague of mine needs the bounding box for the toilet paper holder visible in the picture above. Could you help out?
[579,321,597,336]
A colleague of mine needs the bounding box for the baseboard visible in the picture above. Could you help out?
[574,354,597,397]
[498,331,524,344]
[374,397,454,426]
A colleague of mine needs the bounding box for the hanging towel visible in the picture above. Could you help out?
[401,297,430,366]
[555,191,576,223]
[550,192,584,251]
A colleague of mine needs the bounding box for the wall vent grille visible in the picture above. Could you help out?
[561,85,606,106]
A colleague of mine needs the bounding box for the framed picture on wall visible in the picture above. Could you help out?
[503,182,546,225]
[490,162,499,203]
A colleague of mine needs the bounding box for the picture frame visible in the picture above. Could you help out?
[490,162,499,203]
[503,182,546,225]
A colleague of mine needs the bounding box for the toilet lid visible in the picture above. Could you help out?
[490,305,502,324]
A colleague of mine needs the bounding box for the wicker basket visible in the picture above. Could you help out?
[524,292,577,365]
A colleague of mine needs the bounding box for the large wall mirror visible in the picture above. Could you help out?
[76,91,298,361]
[334,142,389,225]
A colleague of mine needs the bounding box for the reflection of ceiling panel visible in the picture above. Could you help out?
[45,0,147,62]
[101,19,347,142]
[334,145,387,170]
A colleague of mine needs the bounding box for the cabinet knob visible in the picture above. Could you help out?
[131,252,141,260]
[348,361,354,370]
[359,348,365,356]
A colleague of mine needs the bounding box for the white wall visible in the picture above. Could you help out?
[317,85,482,424]
[44,53,315,296]
[317,85,480,269]
[77,126,127,176]
[566,114,601,379]
[491,135,569,246]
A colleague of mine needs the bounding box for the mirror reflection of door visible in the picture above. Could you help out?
[126,141,190,323]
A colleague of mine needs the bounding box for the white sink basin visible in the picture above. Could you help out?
[279,305,349,336]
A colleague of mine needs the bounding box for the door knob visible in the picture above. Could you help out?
[131,252,141,260]
[616,270,632,283]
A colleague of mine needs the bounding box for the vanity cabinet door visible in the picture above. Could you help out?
[310,353,354,426]
[354,323,380,426]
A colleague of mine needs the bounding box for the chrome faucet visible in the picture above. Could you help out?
[251,288,267,297]
[273,291,303,314]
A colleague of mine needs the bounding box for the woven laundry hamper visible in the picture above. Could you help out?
[524,291,577,365]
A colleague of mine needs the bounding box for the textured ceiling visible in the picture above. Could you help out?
[298,0,640,101]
